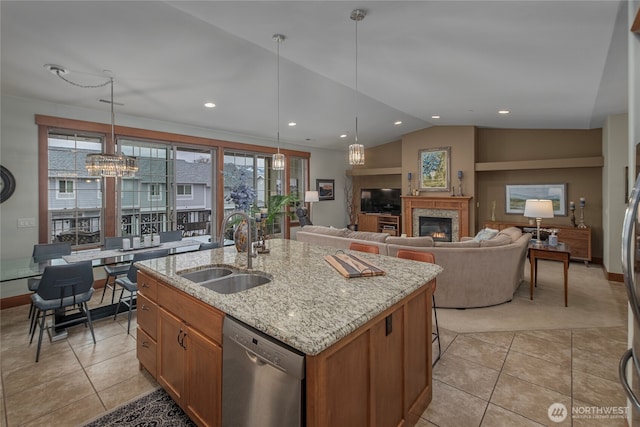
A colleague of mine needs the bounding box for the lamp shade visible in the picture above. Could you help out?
[523,199,554,218]
[305,191,319,203]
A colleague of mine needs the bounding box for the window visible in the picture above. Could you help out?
[149,183,162,201]
[57,179,75,199]
[177,184,193,197]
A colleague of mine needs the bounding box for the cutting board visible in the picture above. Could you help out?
[324,253,386,278]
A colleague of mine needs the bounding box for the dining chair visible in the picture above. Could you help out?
[29,260,95,362]
[159,230,182,243]
[396,249,441,366]
[28,242,72,334]
[349,242,380,254]
[114,248,170,334]
[199,242,220,251]
[101,236,131,304]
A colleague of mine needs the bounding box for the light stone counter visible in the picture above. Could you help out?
[136,238,442,356]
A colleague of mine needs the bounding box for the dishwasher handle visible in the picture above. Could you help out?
[246,350,267,366]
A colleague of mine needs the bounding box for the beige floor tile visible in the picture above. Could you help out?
[480,403,545,427]
[21,394,105,427]
[510,332,571,366]
[517,328,571,345]
[65,316,128,348]
[571,398,628,427]
[98,372,158,411]
[437,327,457,353]
[73,332,136,367]
[572,327,627,358]
[502,350,571,396]
[444,335,508,371]
[5,368,94,426]
[572,346,620,382]
[490,373,572,426]
[463,331,515,349]
[433,354,499,400]
[415,418,438,427]
[421,379,487,427]
[572,370,627,409]
[84,349,146,391]
[1,335,71,372]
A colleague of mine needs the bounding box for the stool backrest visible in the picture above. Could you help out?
[126,249,170,282]
[37,261,94,301]
[104,236,124,250]
[32,242,72,262]
[199,242,220,251]
[159,231,182,243]
[396,250,435,264]
[349,242,380,254]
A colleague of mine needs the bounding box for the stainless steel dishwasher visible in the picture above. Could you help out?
[222,316,305,427]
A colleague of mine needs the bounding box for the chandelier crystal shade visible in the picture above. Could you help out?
[272,34,286,171]
[348,9,366,166]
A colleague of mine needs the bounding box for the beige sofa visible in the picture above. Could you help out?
[296,225,531,309]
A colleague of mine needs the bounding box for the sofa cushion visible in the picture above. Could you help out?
[497,226,523,242]
[345,230,390,243]
[473,228,499,241]
[434,239,480,248]
[385,236,434,247]
[300,225,350,237]
[479,235,512,247]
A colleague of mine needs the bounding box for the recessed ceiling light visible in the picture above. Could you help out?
[288,122,296,127]
[431,115,440,119]
[340,134,348,138]
[394,121,402,126]
[204,102,216,108]
[498,110,510,114]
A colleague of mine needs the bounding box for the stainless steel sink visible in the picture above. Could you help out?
[179,267,235,283]
[201,273,272,294]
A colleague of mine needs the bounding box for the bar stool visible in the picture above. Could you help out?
[396,249,441,366]
[101,237,131,304]
[349,242,380,254]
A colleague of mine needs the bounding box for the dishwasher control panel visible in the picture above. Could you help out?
[223,316,305,380]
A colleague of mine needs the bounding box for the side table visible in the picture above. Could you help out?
[528,242,571,307]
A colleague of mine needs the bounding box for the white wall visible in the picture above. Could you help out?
[0,95,348,297]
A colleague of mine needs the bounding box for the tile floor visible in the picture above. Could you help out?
[0,271,630,427]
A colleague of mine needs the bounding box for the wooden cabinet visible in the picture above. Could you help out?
[306,281,433,427]
[358,213,402,236]
[485,221,592,264]
[137,271,223,427]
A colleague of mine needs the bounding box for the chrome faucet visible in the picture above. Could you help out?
[219,211,257,269]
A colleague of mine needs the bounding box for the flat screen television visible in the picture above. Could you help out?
[360,188,401,214]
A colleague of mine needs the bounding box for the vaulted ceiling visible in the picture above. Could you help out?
[0,1,629,151]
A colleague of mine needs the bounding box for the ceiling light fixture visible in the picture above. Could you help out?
[288,122,296,127]
[204,102,216,108]
[394,120,402,126]
[432,115,441,119]
[498,110,510,114]
[45,64,137,177]
[348,9,366,166]
[272,34,286,171]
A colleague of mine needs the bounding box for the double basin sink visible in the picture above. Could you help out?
[178,266,271,294]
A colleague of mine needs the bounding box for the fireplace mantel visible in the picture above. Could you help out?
[402,196,472,239]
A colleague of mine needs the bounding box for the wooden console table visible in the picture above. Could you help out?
[485,221,591,265]
[529,242,571,307]
[357,213,402,236]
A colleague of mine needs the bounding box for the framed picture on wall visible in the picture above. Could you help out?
[419,147,450,191]
[505,183,567,216]
[316,179,335,201]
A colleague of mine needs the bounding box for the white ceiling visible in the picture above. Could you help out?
[0,1,629,151]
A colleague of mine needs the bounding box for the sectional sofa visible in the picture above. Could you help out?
[296,225,532,309]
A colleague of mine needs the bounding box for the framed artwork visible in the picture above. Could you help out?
[419,147,450,191]
[316,179,335,201]
[505,183,567,216]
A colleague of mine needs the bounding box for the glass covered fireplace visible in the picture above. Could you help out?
[419,216,452,242]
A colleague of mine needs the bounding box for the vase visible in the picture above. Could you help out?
[233,219,249,252]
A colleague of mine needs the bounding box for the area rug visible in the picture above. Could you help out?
[83,388,196,427]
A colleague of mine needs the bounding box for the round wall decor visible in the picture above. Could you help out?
[0,165,16,203]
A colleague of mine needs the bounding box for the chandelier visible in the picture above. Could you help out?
[272,34,286,171]
[349,9,366,166]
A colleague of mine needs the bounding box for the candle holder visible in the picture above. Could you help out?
[407,173,413,196]
[457,171,464,197]
[577,207,587,228]
[570,205,577,227]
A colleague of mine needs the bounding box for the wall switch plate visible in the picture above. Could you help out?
[17,218,36,228]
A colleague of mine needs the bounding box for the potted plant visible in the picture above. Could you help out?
[345,178,358,230]
[261,193,300,237]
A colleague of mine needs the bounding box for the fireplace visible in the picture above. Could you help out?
[402,196,472,241]
[419,216,452,242]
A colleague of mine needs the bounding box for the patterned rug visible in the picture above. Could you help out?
[84,388,196,426]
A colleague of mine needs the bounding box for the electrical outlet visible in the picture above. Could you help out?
[17,218,36,228]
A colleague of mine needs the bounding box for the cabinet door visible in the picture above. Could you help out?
[158,308,186,404]
[358,214,378,232]
[185,326,222,427]
[137,293,157,339]
[371,308,405,427]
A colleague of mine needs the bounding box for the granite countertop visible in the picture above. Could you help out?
[136,239,442,356]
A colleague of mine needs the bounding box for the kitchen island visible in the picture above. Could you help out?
[135,238,441,427]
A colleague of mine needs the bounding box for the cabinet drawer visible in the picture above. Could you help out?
[137,272,158,301]
[137,327,157,377]
[157,283,224,344]
[137,293,158,339]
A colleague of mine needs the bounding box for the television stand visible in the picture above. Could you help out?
[357,213,402,236]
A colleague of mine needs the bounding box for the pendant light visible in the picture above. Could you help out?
[348,9,366,166]
[272,34,286,171]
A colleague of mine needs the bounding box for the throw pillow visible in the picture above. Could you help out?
[473,227,499,242]
[479,235,512,247]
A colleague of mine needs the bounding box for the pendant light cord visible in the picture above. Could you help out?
[277,37,281,154]
[355,14,359,145]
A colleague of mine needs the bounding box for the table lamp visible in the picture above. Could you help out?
[523,199,554,243]
[305,190,320,222]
